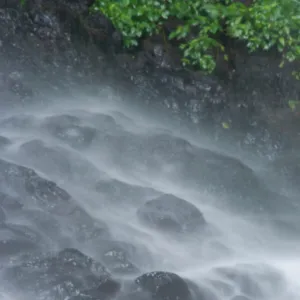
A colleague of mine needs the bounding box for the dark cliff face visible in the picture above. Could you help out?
[0,0,300,157]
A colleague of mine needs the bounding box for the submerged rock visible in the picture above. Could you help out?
[93,240,150,275]
[61,206,110,244]
[133,271,193,300]
[19,139,101,181]
[213,263,286,299]
[42,114,97,148]
[0,158,74,215]
[0,222,42,260]
[137,194,206,234]
[4,248,120,299]
[95,178,159,205]
[0,136,11,148]
[0,192,23,213]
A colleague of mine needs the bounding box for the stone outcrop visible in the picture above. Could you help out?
[0,0,300,157]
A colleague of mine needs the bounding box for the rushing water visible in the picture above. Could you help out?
[0,88,299,300]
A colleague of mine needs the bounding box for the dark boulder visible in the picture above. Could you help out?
[0,114,37,130]
[4,248,119,299]
[0,158,74,215]
[16,208,67,246]
[67,279,121,300]
[95,178,159,206]
[19,139,73,176]
[213,264,286,299]
[90,113,119,129]
[0,192,23,213]
[206,279,234,298]
[19,139,101,181]
[93,240,151,275]
[60,206,110,244]
[133,271,193,300]
[187,281,220,300]
[0,222,42,261]
[41,114,97,149]
[0,136,11,148]
[137,194,206,234]
[108,132,264,202]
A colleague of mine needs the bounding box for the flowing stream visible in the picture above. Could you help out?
[0,86,299,300]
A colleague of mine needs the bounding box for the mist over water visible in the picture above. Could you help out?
[0,87,299,300]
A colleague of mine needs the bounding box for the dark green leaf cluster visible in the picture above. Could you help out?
[92,0,300,73]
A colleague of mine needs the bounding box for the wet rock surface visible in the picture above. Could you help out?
[137,194,206,234]
[0,0,299,159]
[0,109,298,300]
[0,158,73,215]
[93,240,146,275]
[133,271,193,300]
[0,1,299,298]
[95,179,159,206]
[19,139,102,182]
[42,115,97,149]
[0,222,43,261]
[0,136,11,148]
[3,248,120,299]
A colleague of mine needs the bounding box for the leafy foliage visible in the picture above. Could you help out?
[92,0,300,73]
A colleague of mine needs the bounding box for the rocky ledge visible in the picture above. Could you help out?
[0,0,300,157]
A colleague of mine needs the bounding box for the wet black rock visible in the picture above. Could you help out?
[207,279,234,298]
[214,264,286,299]
[108,132,264,200]
[43,114,80,128]
[94,240,150,275]
[216,268,263,298]
[68,279,121,300]
[0,192,23,213]
[19,139,101,181]
[133,271,193,300]
[187,281,220,300]
[17,208,65,245]
[90,113,121,133]
[19,139,73,175]
[95,179,159,205]
[137,194,206,234]
[0,115,37,130]
[4,248,119,299]
[0,158,74,215]
[0,222,42,260]
[42,114,97,148]
[61,206,110,244]
[0,136,11,148]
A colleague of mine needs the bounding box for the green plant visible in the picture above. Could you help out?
[92,0,300,74]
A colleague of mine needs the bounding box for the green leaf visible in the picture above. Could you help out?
[279,37,285,46]
[288,100,300,111]
[92,0,300,75]
[279,60,285,68]
[222,122,231,129]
